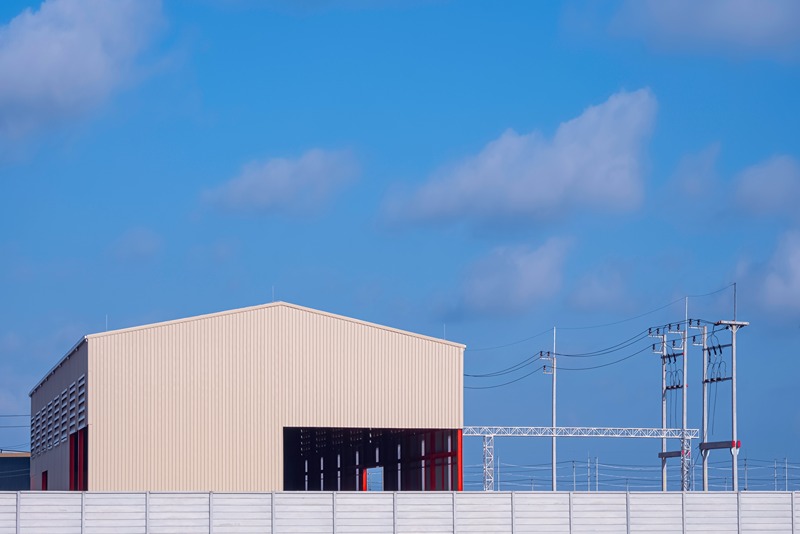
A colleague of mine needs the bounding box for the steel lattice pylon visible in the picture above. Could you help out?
[481,435,494,492]
[464,426,699,491]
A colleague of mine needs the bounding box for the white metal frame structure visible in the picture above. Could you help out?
[463,426,698,492]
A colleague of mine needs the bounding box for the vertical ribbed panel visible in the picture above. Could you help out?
[85,302,463,492]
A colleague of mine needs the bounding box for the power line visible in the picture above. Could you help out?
[464,365,545,389]
[555,329,651,358]
[558,284,734,331]
[465,327,553,352]
[465,354,542,378]
[558,345,651,371]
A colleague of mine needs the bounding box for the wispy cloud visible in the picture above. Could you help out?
[204,149,359,215]
[0,0,164,138]
[670,143,721,199]
[735,155,800,219]
[613,0,800,60]
[457,238,571,317]
[759,231,800,312]
[569,263,632,313]
[109,227,163,263]
[388,89,656,225]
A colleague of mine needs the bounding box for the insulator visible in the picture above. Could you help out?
[692,336,696,343]
[672,340,676,347]
[668,323,672,330]
[652,344,655,351]
[649,328,652,335]
[656,328,660,335]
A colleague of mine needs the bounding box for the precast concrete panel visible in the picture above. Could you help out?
[84,302,463,492]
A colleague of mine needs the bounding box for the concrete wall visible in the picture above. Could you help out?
[85,302,463,491]
[0,491,797,533]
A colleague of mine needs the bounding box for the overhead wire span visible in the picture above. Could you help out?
[558,345,651,371]
[555,329,651,357]
[465,327,553,352]
[464,365,545,389]
[464,354,543,378]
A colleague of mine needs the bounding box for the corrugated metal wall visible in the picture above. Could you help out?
[29,342,88,491]
[86,303,464,492]
[0,491,797,533]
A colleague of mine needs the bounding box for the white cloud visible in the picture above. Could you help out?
[392,89,656,224]
[735,155,800,217]
[760,231,800,312]
[0,0,163,138]
[205,149,359,215]
[460,238,571,316]
[110,227,163,263]
[614,0,800,59]
[670,143,721,199]
[569,264,631,313]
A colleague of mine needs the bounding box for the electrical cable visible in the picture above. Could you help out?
[464,354,542,378]
[464,283,733,350]
[555,329,651,358]
[464,365,545,389]
[465,327,554,352]
[557,345,650,371]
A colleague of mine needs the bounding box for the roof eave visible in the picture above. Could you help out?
[28,336,87,398]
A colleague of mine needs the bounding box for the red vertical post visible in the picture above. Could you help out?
[429,431,435,491]
[77,429,85,491]
[69,434,75,491]
[361,468,368,491]
[457,429,463,491]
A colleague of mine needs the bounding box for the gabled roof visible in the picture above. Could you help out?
[30,301,464,397]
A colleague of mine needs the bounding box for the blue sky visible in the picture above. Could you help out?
[1,0,799,490]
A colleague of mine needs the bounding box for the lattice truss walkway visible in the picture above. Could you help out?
[463,426,699,492]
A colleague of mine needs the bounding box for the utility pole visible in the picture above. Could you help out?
[650,328,668,490]
[716,319,747,491]
[542,328,557,491]
[680,302,690,491]
[552,327,557,492]
[690,320,709,490]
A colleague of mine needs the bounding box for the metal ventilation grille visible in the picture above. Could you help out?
[30,374,86,459]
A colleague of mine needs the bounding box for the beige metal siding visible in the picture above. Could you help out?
[29,341,88,490]
[87,302,463,492]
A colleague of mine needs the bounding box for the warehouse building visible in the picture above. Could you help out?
[29,302,464,492]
